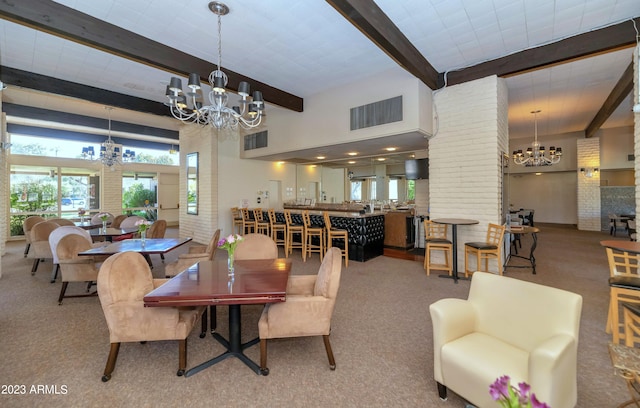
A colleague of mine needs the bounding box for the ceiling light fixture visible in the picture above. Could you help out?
[165,2,264,131]
[385,147,397,151]
[580,167,599,178]
[513,110,562,167]
[316,156,326,160]
[347,152,358,156]
[82,107,135,169]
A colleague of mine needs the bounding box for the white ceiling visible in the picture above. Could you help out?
[0,0,638,163]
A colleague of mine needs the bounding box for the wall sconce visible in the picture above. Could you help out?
[580,167,599,178]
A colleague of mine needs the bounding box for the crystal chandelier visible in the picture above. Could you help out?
[165,2,264,131]
[81,107,135,168]
[513,110,562,167]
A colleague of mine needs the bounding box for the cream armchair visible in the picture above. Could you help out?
[429,272,582,408]
[258,247,342,375]
[97,251,204,382]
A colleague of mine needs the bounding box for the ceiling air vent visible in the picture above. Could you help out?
[350,95,402,131]
[244,131,268,151]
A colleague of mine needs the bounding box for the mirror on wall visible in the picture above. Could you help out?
[186,152,198,215]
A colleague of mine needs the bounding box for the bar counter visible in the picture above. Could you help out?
[273,208,385,262]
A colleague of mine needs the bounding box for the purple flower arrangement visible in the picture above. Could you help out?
[489,376,550,408]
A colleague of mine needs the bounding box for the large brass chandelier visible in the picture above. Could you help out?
[165,2,264,131]
[512,110,562,167]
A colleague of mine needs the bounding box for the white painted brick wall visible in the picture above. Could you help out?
[101,166,123,215]
[179,125,219,245]
[577,138,601,231]
[429,76,508,273]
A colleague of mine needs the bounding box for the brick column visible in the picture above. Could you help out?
[577,138,601,231]
[101,165,123,215]
[178,124,219,245]
[430,75,508,272]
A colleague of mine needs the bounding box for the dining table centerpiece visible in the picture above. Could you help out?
[218,234,243,275]
[99,213,109,232]
[78,208,86,223]
[490,375,549,408]
[135,219,152,244]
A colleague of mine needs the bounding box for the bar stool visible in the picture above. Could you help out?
[464,223,506,277]
[323,211,348,267]
[268,209,286,251]
[284,210,304,259]
[253,208,270,235]
[231,207,244,235]
[423,220,452,276]
[302,210,324,262]
[241,208,256,234]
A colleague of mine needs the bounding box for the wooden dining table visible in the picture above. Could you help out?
[88,227,138,242]
[143,258,291,376]
[78,237,192,266]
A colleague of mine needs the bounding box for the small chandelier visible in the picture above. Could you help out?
[513,110,562,167]
[82,107,135,168]
[165,1,264,131]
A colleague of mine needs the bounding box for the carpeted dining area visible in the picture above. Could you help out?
[0,224,629,407]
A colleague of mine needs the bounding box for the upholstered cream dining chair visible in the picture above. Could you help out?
[30,220,59,275]
[164,229,220,278]
[234,233,278,260]
[97,251,205,382]
[56,234,100,305]
[22,215,45,257]
[258,247,342,375]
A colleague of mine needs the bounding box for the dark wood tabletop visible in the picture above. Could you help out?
[74,221,99,230]
[600,240,640,254]
[79,237,192,256]
[88,227,138,238]
[143,259,291,307]
[431,218,479,225]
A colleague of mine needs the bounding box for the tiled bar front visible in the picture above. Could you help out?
[273,210,385,262]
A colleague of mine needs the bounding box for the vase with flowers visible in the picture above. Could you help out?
[218,234,243,275]
[490,375,549,408]
[99,213,109,232]
[135,219,152,244]
[78,208,86,223]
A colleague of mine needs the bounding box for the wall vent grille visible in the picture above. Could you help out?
[350,96,402,130]
[244,131,268,151]
[628,154,635,161]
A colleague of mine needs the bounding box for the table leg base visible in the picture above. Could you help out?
[438,274,469,283]
[185,333,262,377]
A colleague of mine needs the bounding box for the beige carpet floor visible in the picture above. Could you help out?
[0,224,629,407]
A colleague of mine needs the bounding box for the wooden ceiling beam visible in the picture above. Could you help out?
[0,0,303,112]
[585,61,634,138]
[326,0,440,90]
[440,17,639,88]
[2,66,170,117]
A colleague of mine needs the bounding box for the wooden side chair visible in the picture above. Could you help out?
[253,208,270,236]
[423,220,452,276]
[284,210,304,259]
[231,207,244,235]
[464,223,506,277]
[56,234,99,305]
[241,208,256,234]
[323,211,348,267]
[302,210,324,262]
[268,209,286,252]
[606,247,640,344]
